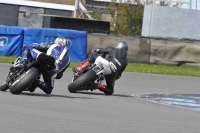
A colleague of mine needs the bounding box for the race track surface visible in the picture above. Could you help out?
[0,63,200,133]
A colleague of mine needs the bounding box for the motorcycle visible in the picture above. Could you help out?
[68,52,106,93]
[0,56,54,94]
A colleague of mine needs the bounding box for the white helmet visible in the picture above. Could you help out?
[54,37,68,46]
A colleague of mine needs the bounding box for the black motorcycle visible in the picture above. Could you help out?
[0,56,54,94]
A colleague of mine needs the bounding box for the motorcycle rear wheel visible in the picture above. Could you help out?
[9,67,39,95]
[68,70,96,93]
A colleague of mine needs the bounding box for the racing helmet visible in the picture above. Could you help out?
[116,41,128,51]
[54,37,68,46]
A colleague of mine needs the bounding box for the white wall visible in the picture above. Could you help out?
[142,5,200,40]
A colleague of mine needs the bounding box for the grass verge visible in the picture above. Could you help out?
[1,56,200,77]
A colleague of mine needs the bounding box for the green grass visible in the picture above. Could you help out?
[1,56,200,77]
[126,62,200,77]
[0,56,18,63]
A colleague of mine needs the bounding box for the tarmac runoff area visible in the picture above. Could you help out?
[0,63,200,133]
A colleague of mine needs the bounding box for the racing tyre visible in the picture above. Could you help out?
[68,70,96,93]
[9,67,40,95]
[0,82,9,91]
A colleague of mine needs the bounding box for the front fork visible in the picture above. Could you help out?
[5,72,13,87]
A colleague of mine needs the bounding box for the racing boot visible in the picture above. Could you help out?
[34,80,52,94]
[28,81,38,92]
[72,60,90,74]
[94,84,107,91]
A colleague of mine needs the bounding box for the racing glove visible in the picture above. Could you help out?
[37,53,56,71]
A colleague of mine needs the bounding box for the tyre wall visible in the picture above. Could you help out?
[0,25,23,56]
[0,25,87,62]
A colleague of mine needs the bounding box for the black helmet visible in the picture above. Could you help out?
[116,41,128,51]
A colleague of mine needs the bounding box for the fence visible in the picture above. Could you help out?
[18,0,200,20]
[76,0,200,20]
[26,0,75,5]
[145,0,200,10]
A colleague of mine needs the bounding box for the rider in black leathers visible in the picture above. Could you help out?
[73,41,128,95]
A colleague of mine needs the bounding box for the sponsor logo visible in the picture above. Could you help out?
[114,58,121,66]
[0,36,8,46]
[109,62,117,72]
[33,49,42,55]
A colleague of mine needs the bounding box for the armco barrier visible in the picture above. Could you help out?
[0,25,23,56]
[0,26,87,62]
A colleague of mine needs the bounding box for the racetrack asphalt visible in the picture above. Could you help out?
[0,63,200,133]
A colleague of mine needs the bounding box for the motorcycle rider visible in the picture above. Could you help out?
[72,41,128,95]
[11,37,71,94]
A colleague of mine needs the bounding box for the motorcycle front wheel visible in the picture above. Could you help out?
[68,70,96,93]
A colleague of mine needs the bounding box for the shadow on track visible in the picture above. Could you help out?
[76,91,132,98]
[1,90,131,98]
[9,92,97,99]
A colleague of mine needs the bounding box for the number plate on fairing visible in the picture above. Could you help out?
[92,65,104,73]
